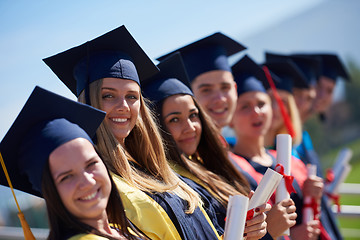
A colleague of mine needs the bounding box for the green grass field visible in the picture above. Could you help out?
[321,138,360,239]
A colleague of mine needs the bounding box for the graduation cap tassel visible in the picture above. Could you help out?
[262,66,296,138]
[0,152,36,240]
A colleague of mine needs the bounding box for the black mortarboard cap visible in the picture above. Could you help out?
[267,52,321,87]
[0,86,106,197]
[142,52,193,105]
[309,53,350,82]
[156,32,246,82]
[43,25,159,96]
[232,55,269,96]
[263,58,308,93]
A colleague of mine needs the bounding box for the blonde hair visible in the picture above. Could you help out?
[79,79,200,213]
[267,90,302,146]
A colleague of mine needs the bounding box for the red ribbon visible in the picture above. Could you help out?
[246,209,255,221]
[275,164,296,194]
[303,198,319,220]
[325,169,335,184]
[224,209,255,222]
[263,66,296,138]
[326,192,341,213]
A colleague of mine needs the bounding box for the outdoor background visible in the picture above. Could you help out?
[1,1,359,239]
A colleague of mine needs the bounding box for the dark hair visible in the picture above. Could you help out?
[42,156,147,240]
[157,95,250,206]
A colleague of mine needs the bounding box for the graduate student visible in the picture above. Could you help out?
[157,32,245,131]
[0,86,146,240]
[142,52,270,239]
[44,25,221,240]
[288,55,320,125]
[262,56,307,149]
[294,53,350,121]
[156,31,261,188]
[278,53,344,240]
[229,55,322,240]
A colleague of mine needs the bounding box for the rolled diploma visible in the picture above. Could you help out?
[327,163,352,194]
[326,148,353,194]
[248,168,283,216]
[275,134,291,236]
[332,148,353,172]
[303,164,317,223]
[224,195,249,240]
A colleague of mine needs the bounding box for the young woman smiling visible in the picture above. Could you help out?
[44,26,221,240]
[0,86,145,240]
[142,53,271,240]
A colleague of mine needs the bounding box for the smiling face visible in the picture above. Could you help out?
[49,138,111,223]
[191,70,237,129]
[293,87,316,123]
[100,78,141,143]
[162,94,202,156]
[313,76,336,113]
[231,91,272,139]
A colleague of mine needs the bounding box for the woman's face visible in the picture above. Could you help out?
[267,89,289,132]
[49,138,111,223]
[231,91,272,139]
[162,94,202,156]
[100,78,141,143]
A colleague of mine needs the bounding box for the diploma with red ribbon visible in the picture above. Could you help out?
[325,148,352,194]
[224,195,249,240]
[325,148,352,212]
[275,134,292,236]
[303,164,319,222]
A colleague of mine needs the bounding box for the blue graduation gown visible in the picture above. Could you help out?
[147,190,220,240]
[228,153,259,191]
[175,166,274,240]
[179,176,226,235]
[131,161,220,240]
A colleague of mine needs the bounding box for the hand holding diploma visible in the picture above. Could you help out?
[275,134,293,236]
[303,164,319,223]
[224,194,270,240]
[243,168,282,239]
[224,195,249,240]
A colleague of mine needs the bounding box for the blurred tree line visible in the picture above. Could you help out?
[304,58,360,168]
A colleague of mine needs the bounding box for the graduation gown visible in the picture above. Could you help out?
[68,234,110,240]
[230,150,305,240]
[228,152,262,190]
[68,233,142,240]
[112,173,220,240]
[171,163,227,231]
[172,161,274,240]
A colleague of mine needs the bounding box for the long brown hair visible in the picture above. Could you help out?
[42,156,146,240]
[156,95,250,206]
[79,79,200,213]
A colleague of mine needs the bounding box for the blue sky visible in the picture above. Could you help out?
[0,0,327,220]
[0,0,326,138]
